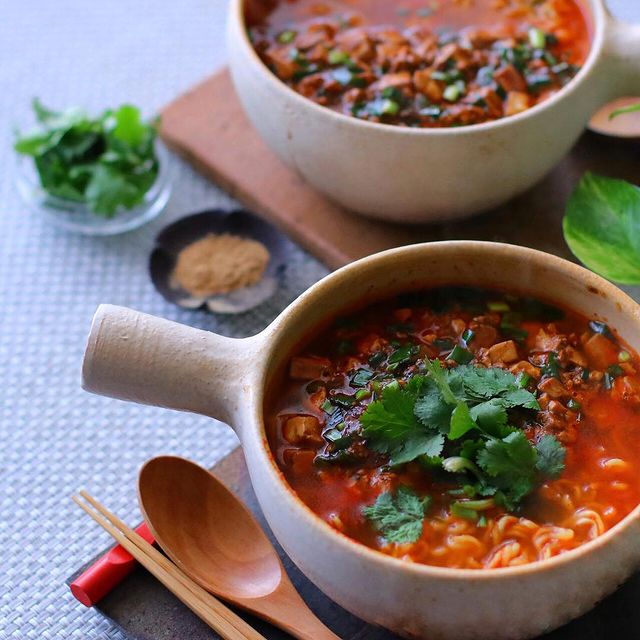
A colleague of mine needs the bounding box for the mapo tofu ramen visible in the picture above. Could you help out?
[267,288,640,569]
[248,0,591,127]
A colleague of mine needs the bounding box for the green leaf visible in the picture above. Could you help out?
[477,432,537,478]
[457,366,538,409]
[32,98,59,123]
[361,377,445,464]
[105,104,154,148]
[449,401,476,439]
[535,435,566,478]
[469,399,509,437]
[563,172,640,284]
[423,358,456,404]
[85,164,143,217]
[501,388,539,410]
[414,378,453,432]
[362,486,431,544]
[14,99,159,218]
[457,365,518,399]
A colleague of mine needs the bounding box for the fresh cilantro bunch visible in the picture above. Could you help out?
[361,359,566,536]
[15,99,159,217]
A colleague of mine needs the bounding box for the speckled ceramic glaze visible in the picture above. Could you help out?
[83,242,640,640]
[226,0,640,222]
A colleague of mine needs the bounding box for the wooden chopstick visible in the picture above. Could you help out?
[72,492,267,640]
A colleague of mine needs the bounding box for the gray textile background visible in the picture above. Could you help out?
[0,0,636,638]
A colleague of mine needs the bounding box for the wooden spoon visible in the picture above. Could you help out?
[138,456,340,640]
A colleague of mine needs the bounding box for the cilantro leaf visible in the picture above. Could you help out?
[15,100,159,218]
[362,486,431,544]
[414,378,453,432]
[457,365,539,409]
[477,432,538,505]
[470,399,510,437]
[361,378,445,464]
[477,432,537,478]
[423,358,456,404]
[449,401,476,439]
[535,435,566,478]
[501,388,540,409]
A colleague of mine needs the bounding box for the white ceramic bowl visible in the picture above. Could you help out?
[227,0,640,223]
[82,241,640,639]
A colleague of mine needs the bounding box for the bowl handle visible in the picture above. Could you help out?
[82,304,260,429]
[600,12,640,100]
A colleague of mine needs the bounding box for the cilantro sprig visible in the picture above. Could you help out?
[362,486,431,544]
[361,359,566,527]
[15,99,159,217]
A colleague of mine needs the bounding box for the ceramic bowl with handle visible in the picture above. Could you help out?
[82,241,640,640]
[226,0,640,223]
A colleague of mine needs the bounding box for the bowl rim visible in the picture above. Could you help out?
[251,240,640,580]
[230,0,607,138]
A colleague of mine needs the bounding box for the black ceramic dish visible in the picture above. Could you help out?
[149,209,288,314]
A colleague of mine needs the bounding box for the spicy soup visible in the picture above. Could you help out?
[267,288,640,569]
[248,0,591,127]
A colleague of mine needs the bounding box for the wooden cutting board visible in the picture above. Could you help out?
[160,68,639,271]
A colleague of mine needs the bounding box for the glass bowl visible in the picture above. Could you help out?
[15,143,172,236]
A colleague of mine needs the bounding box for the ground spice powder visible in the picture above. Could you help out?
[172,233,270,297]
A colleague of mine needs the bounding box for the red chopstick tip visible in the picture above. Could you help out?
[69,581,94,607]
[70,523,154,607]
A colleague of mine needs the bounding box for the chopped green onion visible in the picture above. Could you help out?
[419,105,442,118]
[388,344,419,365]
[528,27,546,49]
[369,352,386,367]
[604,373,613,390]
[433,338,454,352]
[449,345,474,364]
[567,398,581,411]
[452,498,495,511]
[277,29,297,44]
[332,393,356,408]
[381,87,404,102]
[320,399,335,414]
[516,372,531,388]
[581,368,590,382]
[589,320,615,341]
[328,49,349,65]
[380,99,400,115]
[619,350,631,362]
[443,83,463,102]
[607,364,624,378]
[451,503,479,521]
[478,514,488,527]
[442,456,481,476]
[488,301,510,312]
[324,429,352,449]
[355,388,371,401]
[351,368,374,387]
[461,329,475,345]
